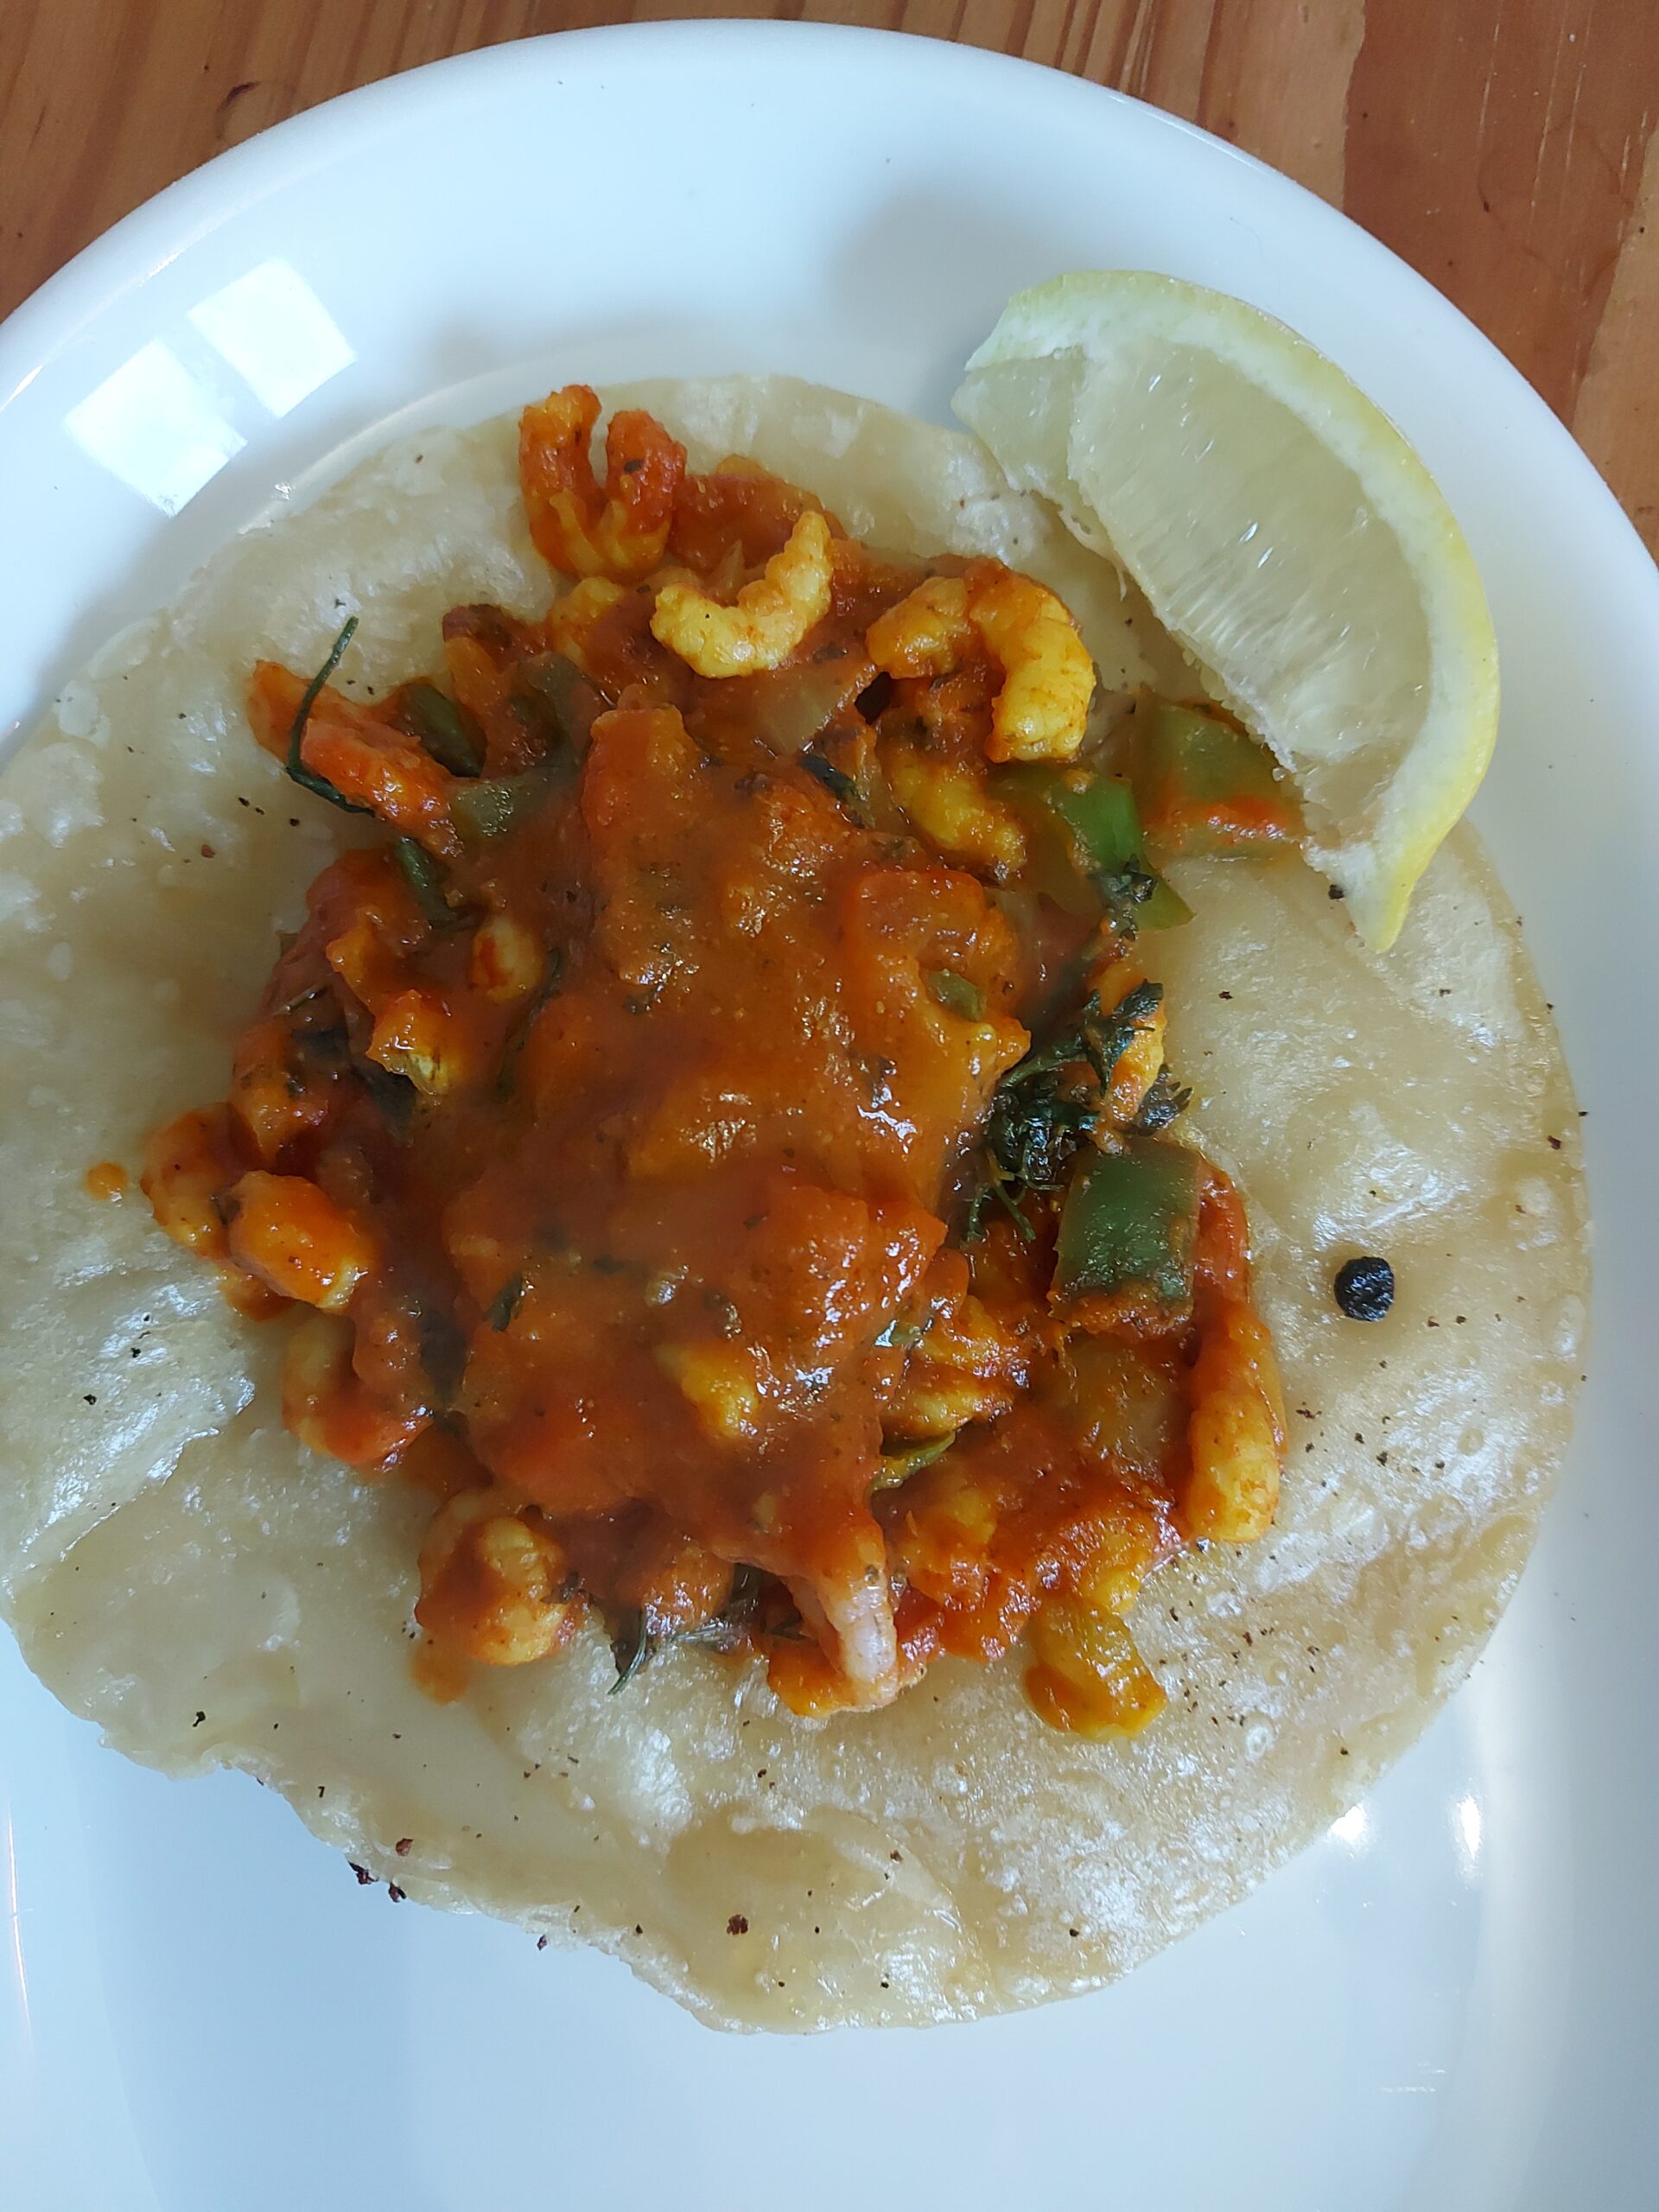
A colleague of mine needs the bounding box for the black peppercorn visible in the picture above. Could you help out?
[1334,1255,1395,1320]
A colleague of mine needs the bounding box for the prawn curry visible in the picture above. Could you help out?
[143,387,1295,1732]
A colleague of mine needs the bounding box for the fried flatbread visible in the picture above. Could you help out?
[0,378,1586,2027]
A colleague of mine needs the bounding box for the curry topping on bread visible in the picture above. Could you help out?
[140,387,1294,1732]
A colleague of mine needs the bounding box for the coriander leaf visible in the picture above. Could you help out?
[1080,981,1163,1084]
[1128,1066,1192,1133]
[963,976,1172,1241]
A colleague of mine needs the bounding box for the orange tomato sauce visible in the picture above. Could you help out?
[139,388,1286,1732]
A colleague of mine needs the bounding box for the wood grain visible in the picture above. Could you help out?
[3,0,1655,550]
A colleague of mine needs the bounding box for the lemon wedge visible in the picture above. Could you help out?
[954,272,1497,950]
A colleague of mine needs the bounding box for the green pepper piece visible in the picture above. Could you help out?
[925,968,985,1019]
[392,837,460,929]
[1041,766,1140,872]
[1137,872,1196,931]
[1054,1139,1200,1306]
[992,763,1192,931]
[449,754,566,843]
[1129,698,1296,857]
[518,653,605,747]
[401,682,484,778]
[1042,771,1195,926]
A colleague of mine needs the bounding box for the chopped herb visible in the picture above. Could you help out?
[608,1567,779,1689]
[925,968,985,1020]
[1081,980,1162,1081]
[485,1274,525,1331]
[665,1567,772,1655]
[872,1433,955,1490]
[856,1052,898,1107]
[874,1310,930,1351]
[285,616,373,816]
[400,681,483,776]
[722,1564,766,1622]
[495,947,563,1097]
[416,1303,468,1407]
[966,1054,1092,1243]
[801,747,871,824]
[701,1287,743,1337]
[291,1019,351,1069]
[1128,1065,1192,1133]
[609,1611,654,1692]
[355,1055,419,1129]
[964,979,1173,1240]
[674,1618,757,1656]
[392,837,461,929]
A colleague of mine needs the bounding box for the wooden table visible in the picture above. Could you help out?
[4,1,1655,552]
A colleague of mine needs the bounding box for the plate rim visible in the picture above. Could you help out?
[0,19,1653,2202]
[1,16,1653,593]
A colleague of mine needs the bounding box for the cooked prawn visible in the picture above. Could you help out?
[881,1292,1028,1440]
[283,1312,427,1469]
[868,560,1096,762]
[519,385,685,580]
[416,1486,586,1666]
[786,1516,900,1706]
[247,662,461,855]
[543,576,626,677]
[651,509,833,677]
[1180,1177,1285,1543]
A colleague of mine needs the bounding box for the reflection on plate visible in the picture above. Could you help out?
[63,259,356,514]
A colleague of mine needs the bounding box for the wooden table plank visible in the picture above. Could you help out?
[3,0,1655,551]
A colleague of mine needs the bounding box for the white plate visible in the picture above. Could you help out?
[1,25,1653,2209]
